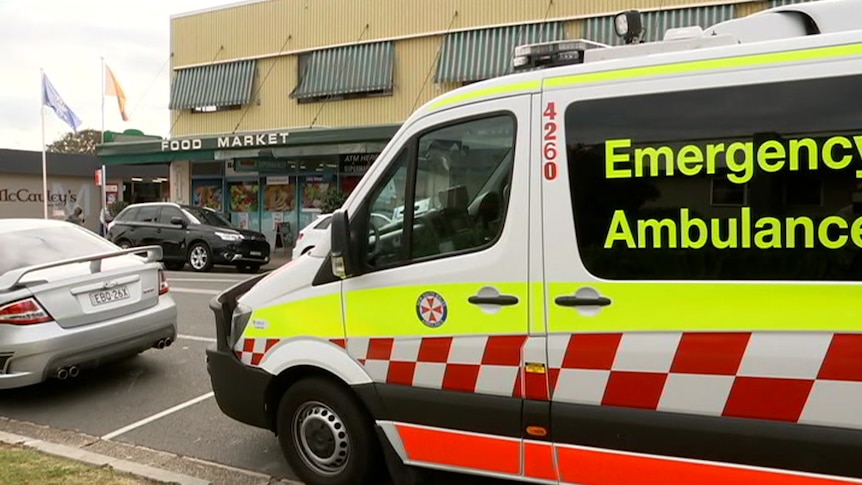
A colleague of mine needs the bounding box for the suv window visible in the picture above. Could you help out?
[135,206,159,223]
[363,114,516,269]
[158,206,185,225]
[565,74,862,281]
[116,207,139,222]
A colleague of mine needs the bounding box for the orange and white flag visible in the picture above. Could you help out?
[104,64,129,121]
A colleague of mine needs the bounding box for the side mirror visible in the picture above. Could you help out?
[170,216,187,227]
[330,209,356,279]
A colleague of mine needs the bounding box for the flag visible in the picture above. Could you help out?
[41,73,83,134]
[104,64,129,121]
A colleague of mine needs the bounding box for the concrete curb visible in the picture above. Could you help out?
[0,429,210,485]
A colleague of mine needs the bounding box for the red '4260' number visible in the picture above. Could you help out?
[542,102,559,181]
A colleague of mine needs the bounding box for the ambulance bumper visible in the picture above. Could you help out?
[206,346,272,430]
[206,274,273,431]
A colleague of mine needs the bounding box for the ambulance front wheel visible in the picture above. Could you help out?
[277,377,384,485]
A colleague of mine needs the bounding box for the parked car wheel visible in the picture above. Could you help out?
[237,263,261,274]
[187,242,213,272]
[277,377,384,485]
[116,239,132,249]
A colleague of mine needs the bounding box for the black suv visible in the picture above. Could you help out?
[106,202,270,273]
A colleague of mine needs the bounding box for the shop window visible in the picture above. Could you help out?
[362,114,516,270]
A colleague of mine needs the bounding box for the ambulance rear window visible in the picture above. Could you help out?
[565,73,862,281]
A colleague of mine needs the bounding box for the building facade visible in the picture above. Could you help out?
[0,149,169,233]
[97,0,818,246]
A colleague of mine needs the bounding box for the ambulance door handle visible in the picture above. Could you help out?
[468,295,519,306]
[555,295,611,307]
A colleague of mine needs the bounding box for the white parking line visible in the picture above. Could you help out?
[169,288,221,295]
[101,392,215,441]
[177,334,217,343]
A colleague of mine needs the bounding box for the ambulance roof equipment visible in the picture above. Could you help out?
[512,0,862,73]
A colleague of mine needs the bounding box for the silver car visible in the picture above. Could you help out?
[0,219,178,389]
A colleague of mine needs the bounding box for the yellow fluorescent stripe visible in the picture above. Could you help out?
[544,42,862,88]
[345,283,529,337]
[429,80,541,111]
[547,282,862,333]
[244,293,343,340]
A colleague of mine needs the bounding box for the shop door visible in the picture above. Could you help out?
[262,176,298,250]
[227,179,261,232]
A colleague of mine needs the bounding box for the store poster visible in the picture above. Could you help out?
[228,180,260,232]
[262,176,297,247]
[192,179,224,211]
[299,175,334,230]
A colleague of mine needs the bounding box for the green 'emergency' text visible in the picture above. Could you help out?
[605,136,862,184]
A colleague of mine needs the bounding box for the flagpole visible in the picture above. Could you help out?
[40,68,48,219]
[100,57,107,235]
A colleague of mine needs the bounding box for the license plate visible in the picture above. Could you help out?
[250,251,262,256]
[89,286,131,306]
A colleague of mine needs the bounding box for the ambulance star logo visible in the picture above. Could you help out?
[416,291,447,328]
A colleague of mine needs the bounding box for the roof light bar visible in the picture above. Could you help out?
[512,39,607,72]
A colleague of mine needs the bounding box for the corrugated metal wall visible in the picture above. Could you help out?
[584,5,737,45]
[169,0,743,67]
[170,35,452,136]
[768,0,819,7]
[169,0,760,137]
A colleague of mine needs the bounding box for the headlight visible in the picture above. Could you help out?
[230,302,252,348]
[215,231,243,242]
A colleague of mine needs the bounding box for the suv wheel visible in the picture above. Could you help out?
[188,242,213,272]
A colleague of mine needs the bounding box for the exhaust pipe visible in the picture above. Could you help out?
[164,337,172,347]
[68,366,79,378]
[155,338,172,349]
[57,367,68,380]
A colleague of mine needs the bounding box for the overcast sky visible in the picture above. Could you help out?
[0,0,239,151]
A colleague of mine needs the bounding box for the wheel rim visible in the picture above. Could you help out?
[190,246,208,269]
[292,401,350,476]
[119,241,130,249]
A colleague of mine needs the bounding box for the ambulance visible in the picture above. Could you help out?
[206,1,862,484]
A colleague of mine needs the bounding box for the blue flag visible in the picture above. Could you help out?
[41,73,82,134]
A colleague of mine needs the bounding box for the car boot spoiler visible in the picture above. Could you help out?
[0,245,164,292]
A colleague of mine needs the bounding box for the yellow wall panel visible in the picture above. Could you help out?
[170,0,753,66]
[171,36,453,136]
[169,0,761,137]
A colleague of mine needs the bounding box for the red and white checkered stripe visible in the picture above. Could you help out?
[234,337,281,365]
[336,335,526,397]
[237,331,862,429]
[547,331,862,429]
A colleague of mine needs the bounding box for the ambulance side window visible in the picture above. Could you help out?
[363,114,516,270]
[564,74,862,282]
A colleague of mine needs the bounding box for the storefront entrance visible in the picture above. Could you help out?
[189,153,375,251]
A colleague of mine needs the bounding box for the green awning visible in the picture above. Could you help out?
[584,5,735,45]
[290,42,395,100]
[434,22,566,84]
[169,59,257,110]
[768,0,817,6]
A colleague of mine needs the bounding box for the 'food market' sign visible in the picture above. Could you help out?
[160,132,290,152]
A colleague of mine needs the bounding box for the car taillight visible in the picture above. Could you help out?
[0,298,53,325]
[159,270,169,295]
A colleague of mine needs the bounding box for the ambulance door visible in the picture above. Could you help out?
[342,95,532,478]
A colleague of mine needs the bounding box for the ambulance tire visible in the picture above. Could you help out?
[277,377,384,485]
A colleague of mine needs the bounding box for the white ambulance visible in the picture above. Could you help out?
[206,1,862,484]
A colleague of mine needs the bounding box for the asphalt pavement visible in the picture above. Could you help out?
[0,263,518,485]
